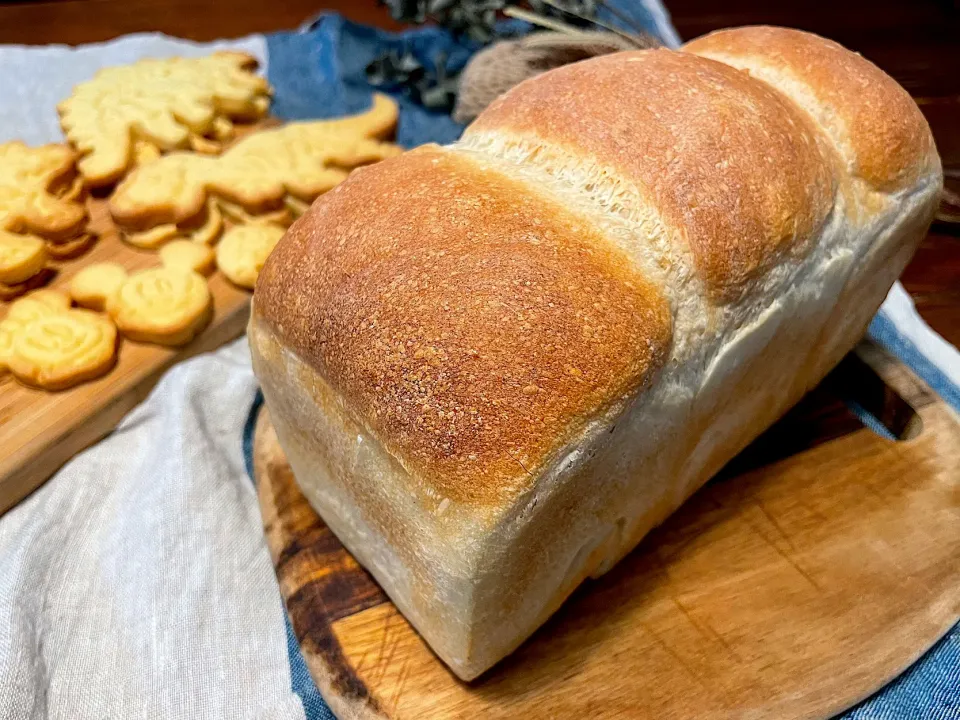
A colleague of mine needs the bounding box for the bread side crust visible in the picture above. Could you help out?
[250,313,488,675]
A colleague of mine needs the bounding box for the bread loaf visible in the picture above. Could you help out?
[249,26,941,681]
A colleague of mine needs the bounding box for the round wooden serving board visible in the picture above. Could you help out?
[254,342,960,720]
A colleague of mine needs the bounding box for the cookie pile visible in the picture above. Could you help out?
[108,93,402,250]
[0,52,403,391]
[0,143,92,299]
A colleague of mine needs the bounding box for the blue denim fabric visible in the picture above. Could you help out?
[259,8,959,718]
[841,625,960,719]
[266,14,469,148]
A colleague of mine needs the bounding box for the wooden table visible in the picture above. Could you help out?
[2,0,957,347]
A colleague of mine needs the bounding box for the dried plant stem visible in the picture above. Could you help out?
[503,7,584,35]
[537,0,654,47]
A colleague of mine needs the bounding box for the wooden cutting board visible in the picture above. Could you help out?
[0,198,252,514]
[254,341,960,720]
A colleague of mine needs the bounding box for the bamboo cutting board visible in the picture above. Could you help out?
[254,341,960,720]
[0,199,252,514]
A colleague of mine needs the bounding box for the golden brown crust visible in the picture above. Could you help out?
[255,147,672,505]
[683,26,938,192]
[467,49,835,303]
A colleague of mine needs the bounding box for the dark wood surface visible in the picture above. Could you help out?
[2,0,957,347]
[0,0,403,45]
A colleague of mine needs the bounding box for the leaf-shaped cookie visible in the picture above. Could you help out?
[59,52,272,187]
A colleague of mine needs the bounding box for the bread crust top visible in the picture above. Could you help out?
[255,147,672,505]
[468,48,835,302]
[684,26,938,192]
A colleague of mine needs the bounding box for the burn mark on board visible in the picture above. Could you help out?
[259,410,388,711]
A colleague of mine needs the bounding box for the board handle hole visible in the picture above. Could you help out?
[826,350,923,442]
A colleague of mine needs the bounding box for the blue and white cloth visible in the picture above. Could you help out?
[0,4,957,719]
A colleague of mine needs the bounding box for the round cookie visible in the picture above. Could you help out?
[107,267,212,346]
[185,201,223,245]
[217,198,292,228]
[189,134,222,155]
[125,224,180,249]
[123,200,222,248]
[215,224,284,289]
[7,308,117,390]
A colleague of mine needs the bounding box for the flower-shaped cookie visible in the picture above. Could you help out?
[70,256,213,347]
[7,310,117,390]
[108,267,211,346]
[0,289,117,390]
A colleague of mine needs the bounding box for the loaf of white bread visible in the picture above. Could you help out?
[250,26,942,681]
